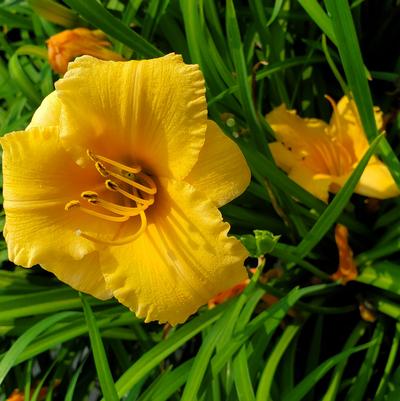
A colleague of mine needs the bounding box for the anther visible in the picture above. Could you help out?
[105,179,119,191]
[81,191,99,201]
[65,200,80,211]
[95,161,109,177]
[87,149,98,162]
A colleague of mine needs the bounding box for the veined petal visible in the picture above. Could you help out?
[100,178,248,325]
[55,54,207,179]
[42,252,112,300]
[185,120,251,207]
[27,91,61,129]
[1,127,123,266]
[288,165,332,203]
[355,162,400,199]
[266,105,336,174]
[331,96,382,160]
[269,141,295,172]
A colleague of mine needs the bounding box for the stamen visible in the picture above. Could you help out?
[93,161,156,195]
[325,95,343,134]
[105,180,154,206]
[77,211,147,245]
[81,191,148,216]
[87,149,142,174]
[65,199,130,222]
[66,152,156,245]
[107,170,157,195]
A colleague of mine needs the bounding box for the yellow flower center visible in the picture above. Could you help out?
[65,150,157,245]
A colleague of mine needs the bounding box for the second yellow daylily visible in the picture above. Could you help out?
[1,54,251,325]
[267,96,399,202]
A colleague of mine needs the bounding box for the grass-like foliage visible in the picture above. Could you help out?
[1,0,400,400]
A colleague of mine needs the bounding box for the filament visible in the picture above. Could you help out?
[65,200,130,222]
[106,170,157,195]
[77,211,147,245]
[105,180,154,206]
[81,191,148,217]
[87,150,142,174]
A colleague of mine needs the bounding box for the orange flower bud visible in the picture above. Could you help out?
[47,28,124,74]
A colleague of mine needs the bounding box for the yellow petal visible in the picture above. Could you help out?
[55,54,207,179]
[185,120,251,207]
[41,252,112,300]
[288,165,332,203]
[100,178,248,325]
[331,96,374,160]
[269,141,296,172]
[266,105,335,174]
[355,161,400,199]
[266,104,329,145]
[27,91,61,129]
[336,95,383,130]
[1,126,123,267]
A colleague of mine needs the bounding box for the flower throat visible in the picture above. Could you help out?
[65,150,157,245]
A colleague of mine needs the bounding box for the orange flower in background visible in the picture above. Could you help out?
[1,54,251,325]
[6,385,51,401]
[208,267,284,309]
[331,224,358,284]
[208,274,251,308]
[267,96,400,202]
[47,28,124,74]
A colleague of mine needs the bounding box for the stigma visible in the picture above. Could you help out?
[65,150,157,245]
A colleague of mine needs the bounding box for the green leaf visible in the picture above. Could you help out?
[137,359,193,401]
[295,134,383,259]
[266,0,284,27]
[325,0,400,188]
[282,341,375,401]
[0,311,78,385]
[375,323,400,401]
[211,284,334,375]
[28,0,81,27]
[255,323,300,400]
[226,0,270,153]
[8,52,41,106]
[345,321,384,401]
[80,293,119,401]
[63,0,162,58]
[0,7,32,30]
[64,358,87,401]
[181,301,239,401]
[108,305,227,400]
[357,261,400,295]
[233,346,255,401]
[297,0,336,44]
[322,322,367,401]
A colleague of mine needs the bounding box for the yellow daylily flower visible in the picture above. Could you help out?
[47,28,124,75]
[1,54,251,325]
[267,96,399,202]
